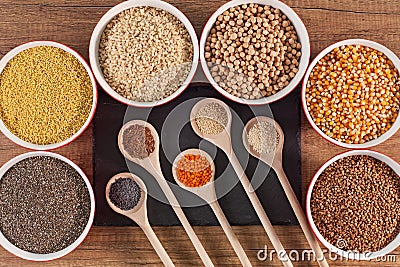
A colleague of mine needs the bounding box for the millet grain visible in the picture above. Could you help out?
[0,46,93,145]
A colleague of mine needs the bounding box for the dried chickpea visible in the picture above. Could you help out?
[205,4,301,100]
[305,45,400,144]
[176,154,212,187]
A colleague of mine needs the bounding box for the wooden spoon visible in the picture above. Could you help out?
[106,173,174,267]
[118,120,214,267]
[172,149,252,266]
[190,98,293,267]
[243,116,329,267]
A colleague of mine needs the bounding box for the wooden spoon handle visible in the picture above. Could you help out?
[229,153,293,267]
[274,167,329,267]
[142,223,175,267]
[151,170,215,267]
[209,201,252,266]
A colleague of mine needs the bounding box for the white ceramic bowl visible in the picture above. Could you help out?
[0,41,97,151]
[89,0,199,107]
[306,150,400,260]
[0,151,95,261]
[200,0,310,105]
[302,39,400,149]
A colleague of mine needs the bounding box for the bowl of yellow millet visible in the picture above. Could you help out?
[0,41,97,150]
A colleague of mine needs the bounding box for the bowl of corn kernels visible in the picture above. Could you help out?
[200,0,310,105]
[302,39,400,148]
[89,0,199,107]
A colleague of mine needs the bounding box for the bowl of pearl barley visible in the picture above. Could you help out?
[200,0,310,105]
[89,0,199,107]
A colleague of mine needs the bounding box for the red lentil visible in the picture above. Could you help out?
[176,154,212,187]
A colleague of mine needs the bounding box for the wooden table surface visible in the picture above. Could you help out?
[0,0,399,266]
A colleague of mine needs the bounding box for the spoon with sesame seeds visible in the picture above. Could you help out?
[243,116,329,267]
[190,98,293,267]
[106,173,174,267]
[118,120,214,267]
[172,148,252,266]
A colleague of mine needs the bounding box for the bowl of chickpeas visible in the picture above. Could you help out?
[200,0,310,105]
[302,39,400,148]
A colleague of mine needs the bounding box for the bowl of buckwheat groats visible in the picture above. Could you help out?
[89,0,199,107]
[0,41,97,150]
[306,150,400,260]
[200,0,310,105]
[302,39,400,148]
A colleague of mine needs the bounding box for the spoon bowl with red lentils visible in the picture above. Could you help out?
[302,39,400,148]
[172,149,216,202]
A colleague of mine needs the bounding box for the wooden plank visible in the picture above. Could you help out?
[0,0,398,266]
[0,125,92,182]
[1,226,399,266]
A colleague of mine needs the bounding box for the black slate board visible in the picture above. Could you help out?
[93,84,301,226]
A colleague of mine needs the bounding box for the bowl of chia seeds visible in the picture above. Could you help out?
[0,152,95,261]
[89,0,199,107]
[306,150,400,260]
[0,41,97,151]
[200,0,310,105]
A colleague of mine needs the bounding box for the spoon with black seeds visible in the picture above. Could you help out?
[106,173,174,267]
[118,120,214,266]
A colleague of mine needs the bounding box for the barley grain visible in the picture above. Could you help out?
[99,6,194,102]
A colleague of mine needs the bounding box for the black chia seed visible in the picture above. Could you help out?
[0,156,91,254]
[109,177,142,211]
